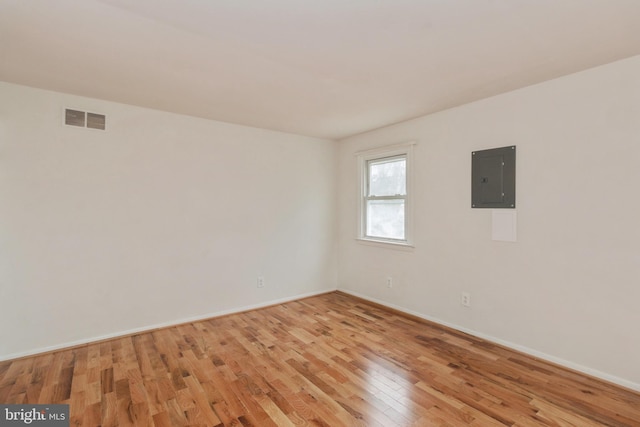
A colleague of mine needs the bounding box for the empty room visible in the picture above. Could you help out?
[1,1,639,426]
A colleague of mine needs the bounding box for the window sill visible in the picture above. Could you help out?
[356,238,415,251]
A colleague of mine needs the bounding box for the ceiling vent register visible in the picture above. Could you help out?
[64,108,106,130]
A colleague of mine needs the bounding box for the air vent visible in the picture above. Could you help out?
[64,108,106,130]
[65,109,85,127]
[87,112,106,130]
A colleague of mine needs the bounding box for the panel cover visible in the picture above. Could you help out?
[472,146,515,208]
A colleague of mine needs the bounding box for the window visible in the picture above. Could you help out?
[358,142,414,246]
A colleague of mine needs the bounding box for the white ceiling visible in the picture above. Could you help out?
[1,0,640,140]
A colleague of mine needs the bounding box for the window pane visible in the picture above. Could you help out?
[368,157,406,196]
[366,199,405,240]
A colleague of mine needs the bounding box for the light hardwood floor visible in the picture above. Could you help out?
[1,291,638,426]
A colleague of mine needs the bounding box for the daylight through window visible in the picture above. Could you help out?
[358,142,413,246]
[365,155,407,240]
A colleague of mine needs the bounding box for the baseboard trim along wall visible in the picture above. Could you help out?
[5,286,638,393]
[338,289,640,393]
[0,288,336,363]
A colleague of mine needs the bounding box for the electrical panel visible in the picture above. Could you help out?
[472,145,515,208]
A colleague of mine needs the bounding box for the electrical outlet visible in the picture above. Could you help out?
[257,276,264,288]
[461,292,471,307]
[386,277,393,288]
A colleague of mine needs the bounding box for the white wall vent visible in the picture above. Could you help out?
[64,108,106,130]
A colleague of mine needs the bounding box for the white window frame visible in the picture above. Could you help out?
[356,142,415,248]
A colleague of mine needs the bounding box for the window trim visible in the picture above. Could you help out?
[356,142,415,248]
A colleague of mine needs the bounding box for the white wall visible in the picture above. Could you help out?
[337,55,640,390]
[3,55,640,391]
[0,82,337,359]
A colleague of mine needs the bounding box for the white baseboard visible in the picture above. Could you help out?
[339,289,640,393]
[0,288,336,362]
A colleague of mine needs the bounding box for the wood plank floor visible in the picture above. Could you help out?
[1,291,639,426]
